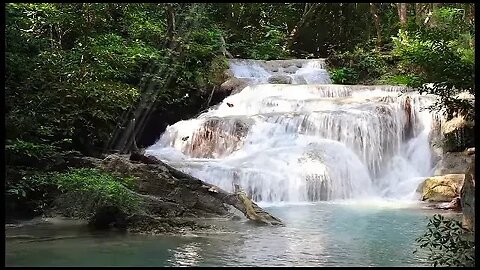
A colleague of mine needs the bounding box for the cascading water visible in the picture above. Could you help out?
[146,59,442,203]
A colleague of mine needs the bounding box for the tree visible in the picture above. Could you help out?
[396,3,408,28]
[370,3,382,47]
[287,3,320,48]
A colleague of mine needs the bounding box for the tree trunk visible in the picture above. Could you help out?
[415,3,429,25]
[163,3,176,49]
[396,3,408,28]
[465,3,475,25]
[369,3,382,48]
[287,3,320,48]
[428,3,441,27]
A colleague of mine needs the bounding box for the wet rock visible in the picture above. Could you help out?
[292,75,307,84]
[442,116,475,152]
[125,214,214,235]
[429,197,462,211]
[460,154,475,231]
[418,174,464,202]
[283,66,299,74]
[220,77,250,95]
[187,118,251,158]
[267,74,293,84]
[432,151,473,176]
[89,206,128,230]
[100,155,230,218]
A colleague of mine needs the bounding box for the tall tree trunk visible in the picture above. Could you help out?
[287,3,320,49]
[164,3,176,49]
[428,3,441,27]
[465,3,475,25]
[415,3,429,25]
[396,3,408,28]
[369,3,382,48]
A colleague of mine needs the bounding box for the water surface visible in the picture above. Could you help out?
[6,202,455,267]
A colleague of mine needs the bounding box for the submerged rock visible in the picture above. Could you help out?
[267,74,293,84]
[282,66,299,74]
[417,174,464,202]
[125,214,215,235]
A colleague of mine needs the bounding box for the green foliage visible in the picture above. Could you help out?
[6,169,58,217]
[330,68,359,85]
[6,168,140,217]
[6,139,59,161]
[414,214,475,267]
[391,7,475,119]
[52,168,141,217]
[6,171,54,204]
[5,3,150,152]
[208,3,292,60]
[328,46,387,84]
[392,29,474,90]
[376,74,421,86]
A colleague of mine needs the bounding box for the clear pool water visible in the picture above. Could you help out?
[6,201,455,267]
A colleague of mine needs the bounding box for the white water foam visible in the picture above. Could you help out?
[146,59,442,204]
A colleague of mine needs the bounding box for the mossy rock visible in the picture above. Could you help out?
[418,174,465,202]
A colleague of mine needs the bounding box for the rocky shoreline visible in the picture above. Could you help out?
[417,147,475,230]
[5,151,284,236]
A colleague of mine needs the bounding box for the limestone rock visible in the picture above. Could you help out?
[267,74,293,84]
[432,151,473,176]
[429,197,462,211]
[100,154,230,217]
[220,77,250,95]
[282,65,299,74]
[418,174,465,202]
[292,75,308,84]
[460,155,475,231]
[441,116,475,152]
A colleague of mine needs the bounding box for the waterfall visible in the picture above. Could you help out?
[146,59,442,203]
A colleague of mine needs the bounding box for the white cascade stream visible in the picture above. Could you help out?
[146,59,442,204]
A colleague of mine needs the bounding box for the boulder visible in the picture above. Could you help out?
[292,75,308,84]
[282,65,299,74]
[442,116,475,152]
[267,74,293,84]
[417,174,465,202]
[432,151,473,176]
[429,197,462,211]
[220,77,250,95]
[460,154,475,231]
[101,154,284,226]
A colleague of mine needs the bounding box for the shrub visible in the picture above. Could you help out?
[330,67,359,85]
[376,74,422,86]
[391,7,474,119]
[327,46,387,84]
[51,168,141,218]
[414,214,475,267]
[6,169,57,217]
[5,139,61,167]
